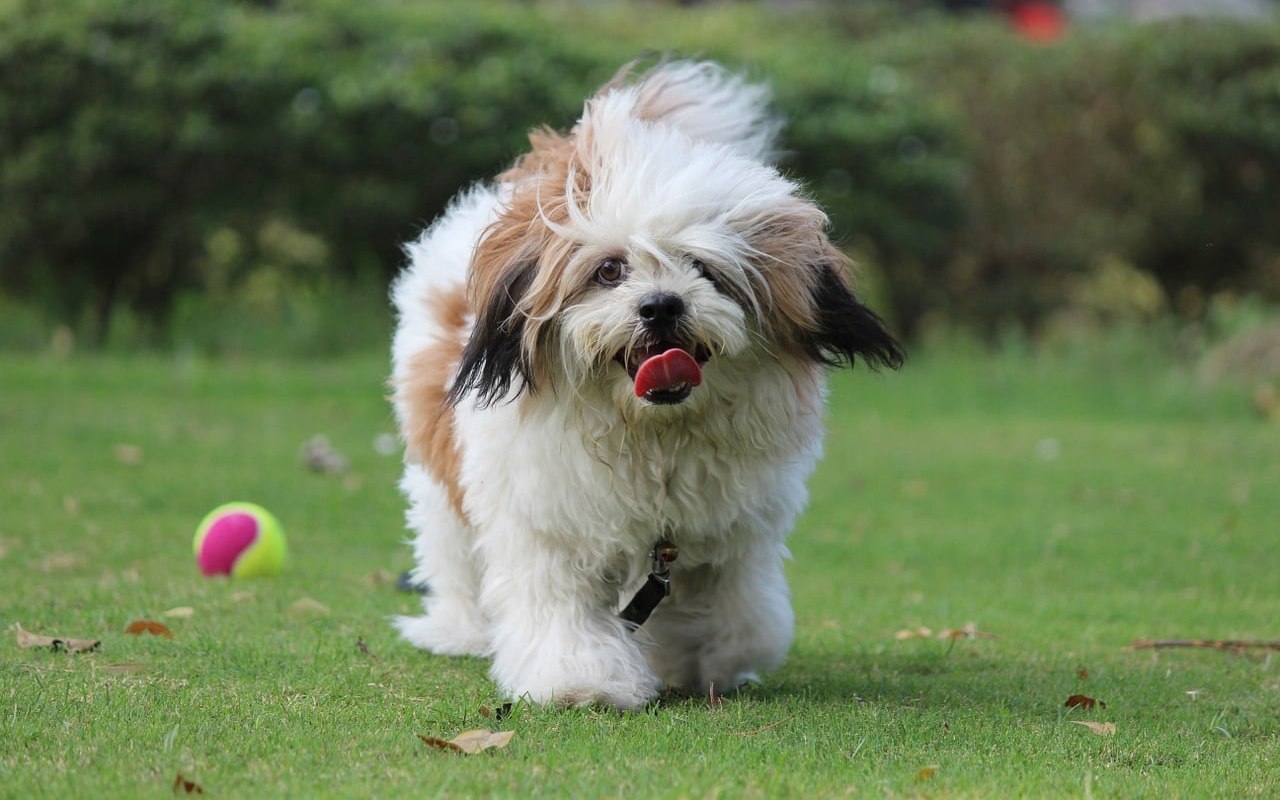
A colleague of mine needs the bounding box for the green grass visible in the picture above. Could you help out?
[2,342,1278,798]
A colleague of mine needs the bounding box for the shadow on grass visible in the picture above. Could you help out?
[753,644,1056,715]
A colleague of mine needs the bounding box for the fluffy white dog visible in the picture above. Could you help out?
[390,60,902,709]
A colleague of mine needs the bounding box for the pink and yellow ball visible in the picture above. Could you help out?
[194,502,287,577]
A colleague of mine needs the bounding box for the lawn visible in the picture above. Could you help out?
[2,342,1277,798]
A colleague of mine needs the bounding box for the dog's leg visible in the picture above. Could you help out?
[393,465,491,656]
[644,542,795,696]
[478,527,662,709]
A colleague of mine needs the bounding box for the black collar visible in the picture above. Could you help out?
[619,539,678,628]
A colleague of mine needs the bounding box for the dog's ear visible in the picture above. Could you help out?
[447,128,590,407]
[799,252,905,371]
[749,200,905,371]
[447,249,537,407]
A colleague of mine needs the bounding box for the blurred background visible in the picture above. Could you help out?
[2,0,1278,383]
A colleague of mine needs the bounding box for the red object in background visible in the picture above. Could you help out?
[1010,1,1067,42]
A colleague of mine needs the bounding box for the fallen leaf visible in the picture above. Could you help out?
[1077,668,1089,679]
[1064,694,1106,710]
[162,606,195,619]
[231,591,256,602]
[125,620,175,638]
[172,773,204,794]
[14,624,100,653]
[288,597,331,617]
[480,702,513,721]
[916,766,938,782]
[894,626,933,640]
[419,730,514,755]
[1071,721,1116,736]
[937,622,997,640]
[114,444,144,465]
[449,729,514,754]
[418,735,464,753]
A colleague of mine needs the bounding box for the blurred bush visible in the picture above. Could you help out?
[1,0,1277,352]
[0,0,962,351]
[862,14,1280,335]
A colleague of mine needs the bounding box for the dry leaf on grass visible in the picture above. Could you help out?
[14,624,100,653]
[125,620,175,638]
[172,773,204,794]
[418,730,514,755]
[231,591,256,603]
[894,626,933,640]
[916,766,938,782]
[479,703,513,721]
[162,607,195,619]
[895,623,996,641]
[1071,721,1116,736]
[1077,668,1089,679]
[937,622,997,640]
[1131,638,1280,652]
[1064,694,1106,710]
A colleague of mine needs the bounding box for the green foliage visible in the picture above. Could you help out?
[0,0,960,349]
[2,0,1278,348]
[859,16,1280,334]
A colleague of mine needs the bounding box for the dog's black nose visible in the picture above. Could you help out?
[638,292,686,328]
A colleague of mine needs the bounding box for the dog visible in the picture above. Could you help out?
[390,60,903,709]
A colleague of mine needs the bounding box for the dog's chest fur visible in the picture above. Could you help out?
[454,356,826,578]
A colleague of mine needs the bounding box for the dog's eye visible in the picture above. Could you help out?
[595,257,626,287]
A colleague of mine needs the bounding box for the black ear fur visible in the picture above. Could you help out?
[801,263,905,370]
[447,263,537,407]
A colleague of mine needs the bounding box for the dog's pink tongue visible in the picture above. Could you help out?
[634,348,702,397]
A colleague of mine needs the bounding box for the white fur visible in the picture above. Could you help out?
[392,62,834,709]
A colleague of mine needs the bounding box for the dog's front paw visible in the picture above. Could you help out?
[495,650,662,710]
[514,673,662,710]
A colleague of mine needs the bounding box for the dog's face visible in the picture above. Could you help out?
[449,78,903,411]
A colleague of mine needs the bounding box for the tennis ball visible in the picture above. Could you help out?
[194,502,287,577]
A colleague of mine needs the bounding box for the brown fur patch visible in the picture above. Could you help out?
[746,198,903,370]
[743,197,840,347]
[466,126,593,392]
[398,283,471,521]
